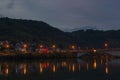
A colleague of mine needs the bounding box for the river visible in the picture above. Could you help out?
[0,53,120,80]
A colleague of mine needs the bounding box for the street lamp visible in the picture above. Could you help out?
[52,45,56,49]
[23,44,28,53]
[93,49,97,53]
[71,45,75,49]
[6,44,10,49]
[104,43,108,50]
[5,44,10,52]
[40,45,43,48]
[92,48,97,53]
[52,44,56,52]
[104,43,108,47]
[23,44,27,49]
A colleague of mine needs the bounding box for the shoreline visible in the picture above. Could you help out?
[0,52,77,61]
[0,52,120,61]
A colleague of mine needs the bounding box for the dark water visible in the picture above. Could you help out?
[0,57,120,80]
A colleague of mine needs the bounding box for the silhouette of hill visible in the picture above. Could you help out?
[0,17,120,48]
[71,29,120,48]
[0,17,72,47]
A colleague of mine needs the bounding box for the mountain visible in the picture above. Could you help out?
[0,17,72,48]
[64,26,98,32]
[71,29,120,48]
[1,17,120,49]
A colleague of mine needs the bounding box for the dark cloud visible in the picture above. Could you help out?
[0,0,120,31]
[6,0,15,9]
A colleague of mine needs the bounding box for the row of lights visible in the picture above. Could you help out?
[23,44,56,49]
[4,43,108,50]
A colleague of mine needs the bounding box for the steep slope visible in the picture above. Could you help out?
[0,17,71,47]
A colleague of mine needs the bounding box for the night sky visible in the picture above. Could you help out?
[0,0,120,31]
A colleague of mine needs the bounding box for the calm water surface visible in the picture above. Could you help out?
[0,55,120,80]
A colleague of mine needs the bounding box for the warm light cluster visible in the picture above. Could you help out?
[23,44,27,48]
[105,43,108,47]
[93,49,97,53]
[24,64,27,75]
[52,45,56,49]
[5,44,10,48]
[40,45,43,48]
[71,45,75,49]
[93,59,97,69]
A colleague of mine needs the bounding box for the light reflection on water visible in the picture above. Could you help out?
[93,59,97,70]
[0,58,119,80]
[105,63,109,74]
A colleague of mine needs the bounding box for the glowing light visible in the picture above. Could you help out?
[52,45,56,49]
[62,62,67,67]
[53,65,56,72]
[93,59,97,69]
[93,49,97,53]
[40,45,43,48]
[5,65,9,75]
[72,64,75,72]
[40,67,43,73]
[39,64,43,73]
[100,58,103,65]
[23,64,27,75]
[5,68,9,75]
[6,44,10,48]
[93,48,97,53]
[105,65,109,74]
[43,62,47,68]
[105,43,108,47]
[86,63,89,70]
[71,45,75,49]
[23,44,27,48]
[43,48,48,53]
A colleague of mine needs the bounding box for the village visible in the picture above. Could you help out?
[0,40,114,54]
[0,40,80,54]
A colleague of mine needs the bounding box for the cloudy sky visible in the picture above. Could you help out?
[0,0,120,31]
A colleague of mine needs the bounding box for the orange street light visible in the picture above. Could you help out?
[93,59,97,69]
[6,44,10,48]
[71,45,75,49]
[52,45,56,49]
[93,49,97,53]
[40,45,43,48]
[104,43,108,47]
[23,44,27,48]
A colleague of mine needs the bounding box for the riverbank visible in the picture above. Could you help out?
[0,52,77,61]
[0,52,119,61]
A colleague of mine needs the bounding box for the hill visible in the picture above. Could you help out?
[0,17,120,49]
[0,17,72,48]
[71,29,120,48]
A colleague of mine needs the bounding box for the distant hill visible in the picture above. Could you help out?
[64,26,98,32]
[71,29,120,48]
[0,17,72,48]
[0,17,120,48]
